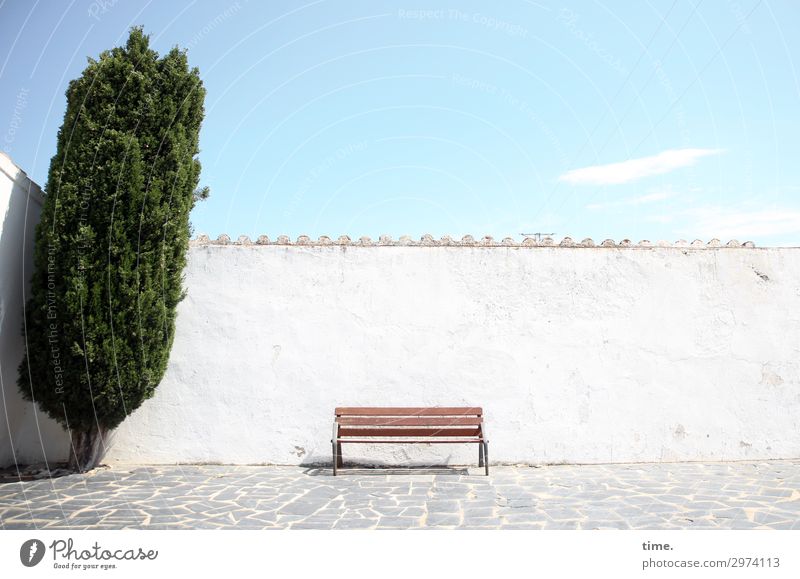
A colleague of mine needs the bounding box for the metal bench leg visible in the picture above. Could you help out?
[484,441,489,476]
[478,441,484,468]
[332,422,340,476]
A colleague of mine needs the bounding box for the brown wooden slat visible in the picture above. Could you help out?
[336,439,484,444]
[335,407,482,416]
[338,427,481,437]
[337,416,482,426]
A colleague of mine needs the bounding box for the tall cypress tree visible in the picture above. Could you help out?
[18,27,207,471]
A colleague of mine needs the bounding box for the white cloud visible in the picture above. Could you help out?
[681,207,800,241]
[644,213,674,224]
[633,191,673,204]
[586,187,675,210]
[559,148,723,186]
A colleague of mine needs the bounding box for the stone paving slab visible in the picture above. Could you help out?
[1,461,798,530]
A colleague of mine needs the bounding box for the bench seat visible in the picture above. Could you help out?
[332,407,489,475]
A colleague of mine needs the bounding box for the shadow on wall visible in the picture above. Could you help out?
[296,442,476,472]
[0,153,70,468]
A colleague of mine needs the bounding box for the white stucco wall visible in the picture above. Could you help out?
[0,152,71,467]
[100,239,800,466]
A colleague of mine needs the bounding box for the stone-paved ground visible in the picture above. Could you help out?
[1,462,798,529]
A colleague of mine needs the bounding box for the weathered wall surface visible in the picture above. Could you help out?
[100,239,800,466]
[0,153,70,467]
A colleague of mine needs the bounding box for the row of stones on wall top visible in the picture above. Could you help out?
[191,234,756,248]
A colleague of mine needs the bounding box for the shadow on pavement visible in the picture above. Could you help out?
[302,465,471,476]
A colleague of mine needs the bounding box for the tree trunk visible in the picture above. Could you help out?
[68,425,110,472]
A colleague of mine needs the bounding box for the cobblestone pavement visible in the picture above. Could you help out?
[1,461,798,530]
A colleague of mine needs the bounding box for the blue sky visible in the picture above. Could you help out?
[1,0,798,244]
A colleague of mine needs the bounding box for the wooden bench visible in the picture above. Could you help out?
[332,407,489,475]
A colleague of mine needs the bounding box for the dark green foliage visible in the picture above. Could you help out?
[18,27,206,437]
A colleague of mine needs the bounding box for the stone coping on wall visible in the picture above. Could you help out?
[191,234,757,249]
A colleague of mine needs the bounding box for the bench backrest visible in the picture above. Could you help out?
[335,407,483,438]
